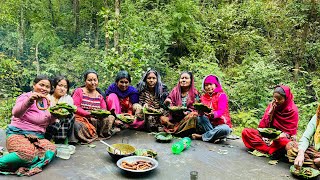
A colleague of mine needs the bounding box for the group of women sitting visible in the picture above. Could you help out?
[0,69,232,176]
[0,68,318,176]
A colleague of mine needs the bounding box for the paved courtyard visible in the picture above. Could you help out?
[0,129,297,180]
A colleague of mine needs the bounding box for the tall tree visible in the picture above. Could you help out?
[104,0,109,52]
[18,1,25,59]
[114,0,120,52]
[73,0,80,44]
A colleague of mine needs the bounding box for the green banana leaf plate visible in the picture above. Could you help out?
[117,114,135,124]
[143,107,161,115]
[135,149,157,159]
[193,103,212,113]
[90,109,112,118]
[154,132,173,143]
[49,103,76,118]
[257,128,281,140]
[290,165,320,179]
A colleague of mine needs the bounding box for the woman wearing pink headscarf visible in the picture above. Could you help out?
[242,85,299,156]
[191,75,232,142]
[162,72,200,137]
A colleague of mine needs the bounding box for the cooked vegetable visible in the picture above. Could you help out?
[193,103,212,113]
[143,107,161,115]
[135,149,157,158]
[290,165,320,179]
[90,109,111,118]
[155,132,173,142]
[117,114,135,124]
[168,106,187,112]
[257,128,281,140]
[49,103,76,117]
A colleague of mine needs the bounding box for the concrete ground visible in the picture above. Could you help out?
[0,129,299,180]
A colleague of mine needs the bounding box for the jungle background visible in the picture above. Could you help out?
[0,0,319,137]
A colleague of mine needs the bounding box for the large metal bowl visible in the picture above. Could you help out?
[117,156,158,173]
[106,143,135,161]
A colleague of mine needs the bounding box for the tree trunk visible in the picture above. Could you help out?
[114,0,120,52]
[35,39,43,75]
[94,17,99,49]
[48,0,56,27]
[73,0,80,44]
[17,2,25,59]
[104,0,109,52]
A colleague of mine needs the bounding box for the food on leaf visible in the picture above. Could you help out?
[193,103,212,113]
[117,114,135,124]
[290,165,320,179]
[90,109,111,118]
[168,106,187,112]
[143,107,161,115]
[257,128,281,140]
[135,149,157,158]
[154,132,173,142]
[49,103,76,118]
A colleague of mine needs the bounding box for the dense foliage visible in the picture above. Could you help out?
[0,0,319,137]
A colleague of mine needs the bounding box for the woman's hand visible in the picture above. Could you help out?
[294,150,305,169]
[29,92,47,103]
[164,98,172,106]
[279,132,288,138]
[268,100,276,115]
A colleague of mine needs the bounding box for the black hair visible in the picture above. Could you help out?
[51,75,70,94]
[81,69,106,100]
[274,86,286,99]
[180,71,193,82]
[115,70,131,83]
[137,69,161,96]
[33,75,51,85]
[84,69,99,81]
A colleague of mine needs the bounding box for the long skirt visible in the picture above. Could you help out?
[242,128,290,155]
[74,114,114,143]
[287,142,320,169]
[164,112,198,137]
[0,134,56,176]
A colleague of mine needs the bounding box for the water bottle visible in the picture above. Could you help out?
[182,137,191,149]
[171,137,192,154]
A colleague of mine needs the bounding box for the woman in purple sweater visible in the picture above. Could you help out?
[0,75,56,176]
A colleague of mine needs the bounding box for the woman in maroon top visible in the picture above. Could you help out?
[72,70,116,143]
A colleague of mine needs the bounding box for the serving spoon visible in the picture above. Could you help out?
[100,140,121,155]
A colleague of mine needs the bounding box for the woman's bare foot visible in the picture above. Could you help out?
[192,133,202,140]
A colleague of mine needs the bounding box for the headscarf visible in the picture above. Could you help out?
[105,83,139,103]
[168,72,198,108]
[314,104,320,150]
[202,74,223,93]
[259,85,299,136]
[137,69,163,97]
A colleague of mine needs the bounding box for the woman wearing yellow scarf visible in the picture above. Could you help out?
[288,104,320,169]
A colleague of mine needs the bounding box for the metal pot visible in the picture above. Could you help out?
[106,138,135,161]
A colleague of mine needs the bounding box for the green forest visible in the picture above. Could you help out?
[0,0,319,136]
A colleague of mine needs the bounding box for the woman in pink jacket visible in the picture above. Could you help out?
[0,75,56,176]
[192,75,232,142]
